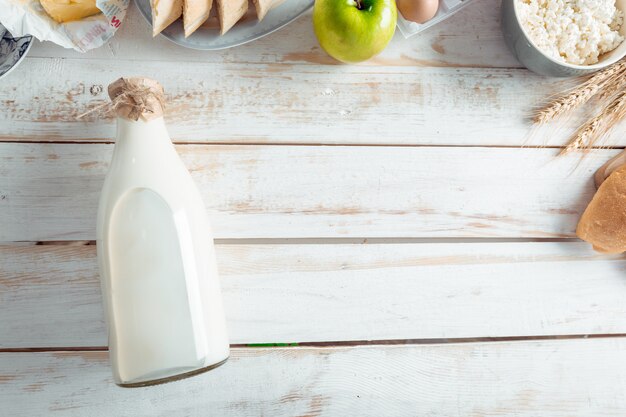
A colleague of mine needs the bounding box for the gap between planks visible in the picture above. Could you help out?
[5,337,626,417]
[3,333,626,353]
[2,138,624,151]
[3,237,583,245]
[22,54,524,71]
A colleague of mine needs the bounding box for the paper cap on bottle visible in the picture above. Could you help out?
[108,77,166,121]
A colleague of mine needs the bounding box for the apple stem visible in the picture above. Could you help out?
[355,0,362,9]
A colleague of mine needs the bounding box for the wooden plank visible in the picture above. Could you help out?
[2,242,625,348]
[0,143,613,241]
[3,338,626,416]
[29,0,520,68]
[0,57,603,146]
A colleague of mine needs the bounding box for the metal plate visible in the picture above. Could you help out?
[135,0,313,50]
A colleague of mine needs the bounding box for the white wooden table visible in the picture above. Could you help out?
[3,0,626,415]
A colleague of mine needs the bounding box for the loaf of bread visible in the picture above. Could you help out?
[577,164,626,253]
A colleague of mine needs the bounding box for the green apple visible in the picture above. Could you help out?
[313,0,397,64]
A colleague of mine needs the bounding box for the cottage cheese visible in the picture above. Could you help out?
[516,0,624,65]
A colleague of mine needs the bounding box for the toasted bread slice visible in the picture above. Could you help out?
[215,0,247,34]
[183,0,213,37]
[151,0,183,37]
[252,0,281,20]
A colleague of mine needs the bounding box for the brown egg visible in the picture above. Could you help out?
[397,0,440,24]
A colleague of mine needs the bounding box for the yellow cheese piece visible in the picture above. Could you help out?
[40,0,101,23]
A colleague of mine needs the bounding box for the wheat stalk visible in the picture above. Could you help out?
[599,64,626,100]
[561,91,626,155]
[533,83,600,124]
[534,60,626,124]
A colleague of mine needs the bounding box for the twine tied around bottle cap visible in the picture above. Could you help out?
[78,77,166,121]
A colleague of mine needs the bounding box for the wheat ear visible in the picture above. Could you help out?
[534,61,626,124]
[599,64,626,100]
[561,91,626,154]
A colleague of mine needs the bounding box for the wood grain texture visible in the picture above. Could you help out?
[2,58,561,146]
[3,338,626,416]
[2,242,626,348]
[4,0,624,412]
[29,0,520,68]
[6,45,616,146]
[0,143,612,241]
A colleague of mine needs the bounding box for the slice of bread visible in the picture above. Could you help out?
[252,0,274,20]
[183,0,213,37]
[215,0,248,34]
[151,0,183,36]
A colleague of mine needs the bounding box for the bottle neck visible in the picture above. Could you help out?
[115,117,171,145]
[111,117,175,167]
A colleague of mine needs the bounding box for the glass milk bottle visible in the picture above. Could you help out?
[96,77,229,386]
